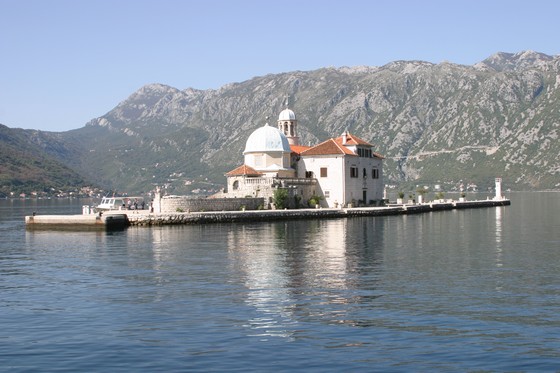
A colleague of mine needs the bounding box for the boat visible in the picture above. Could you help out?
[94,196,146,212]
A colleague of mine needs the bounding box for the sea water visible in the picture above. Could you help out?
[1,192,559,372]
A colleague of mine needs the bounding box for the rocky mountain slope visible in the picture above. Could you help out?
[6,50,559,194]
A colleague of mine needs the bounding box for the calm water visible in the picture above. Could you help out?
[1,193,559,372]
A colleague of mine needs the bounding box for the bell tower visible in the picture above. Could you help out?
[277,98,299,146]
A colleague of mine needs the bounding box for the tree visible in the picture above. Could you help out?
[308,194,323,207]
[273,188,289,209]
[416,187,428,197]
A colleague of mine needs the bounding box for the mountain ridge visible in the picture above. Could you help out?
[0,124,88,196]
[2,50,558,195]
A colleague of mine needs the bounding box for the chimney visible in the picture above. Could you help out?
[342,130,348,145]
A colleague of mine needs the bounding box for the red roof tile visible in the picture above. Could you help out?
[225,164,263,176]
[301,132,385,158]
[334,133,373,146]
[300,138,356,156]
[290,145,311,154]
[336,132,384,158]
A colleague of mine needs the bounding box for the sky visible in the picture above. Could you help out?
[1,0,558,132]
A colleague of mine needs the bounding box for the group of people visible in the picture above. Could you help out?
[123,198,145,210]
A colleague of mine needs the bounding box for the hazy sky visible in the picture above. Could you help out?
[1,0,558,132]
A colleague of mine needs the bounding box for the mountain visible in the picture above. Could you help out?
[474,50,555,71]
[0,124,88,196]
[5,50,560,194]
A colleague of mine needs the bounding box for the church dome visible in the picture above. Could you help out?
[244,123,291,154]
[278,108,296,121]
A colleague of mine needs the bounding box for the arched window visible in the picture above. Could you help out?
[233,180,239,190]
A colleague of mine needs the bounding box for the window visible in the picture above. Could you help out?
[305,171,314,178]
[357,148,372,158]
[320,167,328,177]
[363,168,367,178]
[324,190,330,198]
[372,168,379,179]
[350,167,358,178]
[233,180,239,190]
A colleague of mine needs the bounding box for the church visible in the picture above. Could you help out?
[222,106,385,208]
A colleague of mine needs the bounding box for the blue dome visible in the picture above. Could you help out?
[244,124,291,154]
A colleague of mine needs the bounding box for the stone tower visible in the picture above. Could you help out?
[277,101,299,146]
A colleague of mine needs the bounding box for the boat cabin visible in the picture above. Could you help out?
[95,197,145,212]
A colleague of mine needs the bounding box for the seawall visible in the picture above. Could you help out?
[25,213,129,230]
[126,199,511,226]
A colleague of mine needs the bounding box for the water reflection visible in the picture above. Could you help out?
[226,224,296,339]
[21,217,385,340]
[495,206,503,268]
[225,218,385,338]
[25,229,111,246]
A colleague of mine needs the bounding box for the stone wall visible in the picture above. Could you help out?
[159,196,264,213]
[127,198,512,226]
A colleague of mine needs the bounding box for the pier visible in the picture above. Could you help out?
[125,198,511,226]
[24,199,511,229]
[25,213,129,230]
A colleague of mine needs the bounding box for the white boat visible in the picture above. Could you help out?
[94,196,145,212]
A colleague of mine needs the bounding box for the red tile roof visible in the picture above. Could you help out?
[336,133,385,158]
[300,138,356,156]
[225,164,263,176]
[290,144,311,154]
[300,132,384,158]
[334,133,373,146]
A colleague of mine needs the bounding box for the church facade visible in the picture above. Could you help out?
[222,106,384,208]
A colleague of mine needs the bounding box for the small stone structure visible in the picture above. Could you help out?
[154,193,264,213]
[216,177,318,209]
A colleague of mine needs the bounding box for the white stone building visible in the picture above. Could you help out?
[223,106,384,208]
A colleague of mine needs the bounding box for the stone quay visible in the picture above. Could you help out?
[126,199,511,227]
